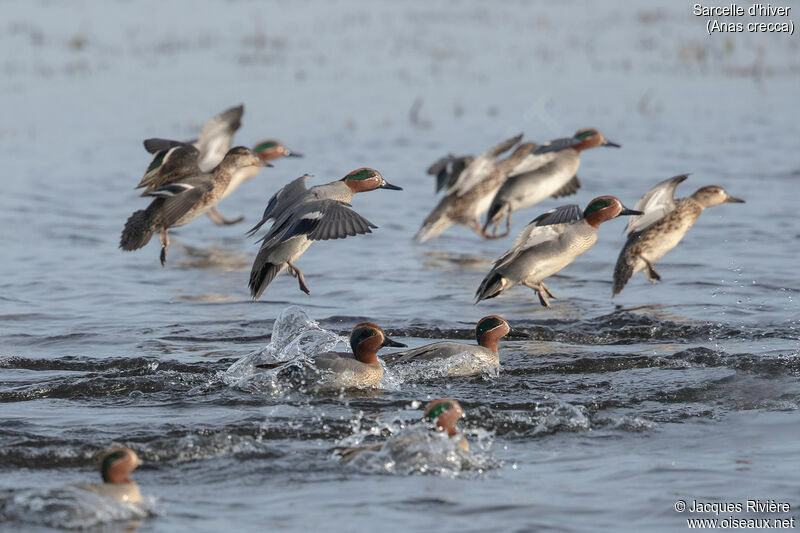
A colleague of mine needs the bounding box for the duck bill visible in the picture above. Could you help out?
[257,161,274,168]
[380,180,403,191]
[286,151,303,158]
[603,140,621,148]
[382,336,406,348]
[619,207,643,216]
[725,196,745,204]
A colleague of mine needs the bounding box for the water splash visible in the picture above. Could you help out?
[0,487,158,530]
[222,306,344,393]
[339,425,499,478]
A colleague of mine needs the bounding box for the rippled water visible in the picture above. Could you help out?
[1,0,799,531]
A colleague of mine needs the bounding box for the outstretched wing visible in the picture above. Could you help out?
[137,144,201,192]
[448,134,523,197]
[260,200,376,245]
[195,104,244,171]
[625,174,688,233]
[246,174,312,236]
[143,138,192,154]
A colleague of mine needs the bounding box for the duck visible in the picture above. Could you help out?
[414,134,532,242]
[121,147,266,266]
[247,168,403,298]
[382,316,510,377]
[483,128,620,238]
[475,196,642,307]
[339,398,468,462]
[70,447,142,503]
[258,322,406,389]
[612,175,744,296]
[141,104,301,225]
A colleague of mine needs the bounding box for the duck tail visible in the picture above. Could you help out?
[612,238,637,297]
[120,205,158,251]
[475,272,508,303]
[249,259,284,299]
[413,211,453,243]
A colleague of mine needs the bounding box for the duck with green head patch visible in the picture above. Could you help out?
[475,196,641,307]
[70,446,142,503]
[382,316,511,377]
[140,104,302,226]
[613,175,744,296]
[338,398,468,462]
[121,146,267,266]
[247,168,402,298]
[483,128,621,238]
[258,322,405,390]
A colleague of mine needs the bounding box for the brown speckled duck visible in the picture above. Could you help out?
[613,175,744,296]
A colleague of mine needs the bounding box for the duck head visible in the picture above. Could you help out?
[350,322,406,366]
[341,168,403,194]
[99,447,139,484]
[424,398,465,437]
[253,140,302,161]
[573,128,620,151]
[220,146,272,169]
[691,185,744,207]
[583,196,642,228]
[475,315,510,353]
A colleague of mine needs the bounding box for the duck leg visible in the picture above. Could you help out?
[641,257,661,283]
[206,207,244,226]
[159,228,170,267]
[288,261,311,295]
[523,280,551,308]
[539,281,557,299]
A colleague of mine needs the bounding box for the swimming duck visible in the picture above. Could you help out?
[142,105,301,225]
[415,135,535,242]
[339,398,468,462]
[248,168,402,298]
[121,147,266,266]
[483,128,620,238]
[71,447,142,503]
[382,316,510,377]
[612,175,744,296]
[475,196,641,307]
[259,322,406,389]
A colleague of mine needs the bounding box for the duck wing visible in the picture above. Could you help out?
[137,144,201,192]
[246,174,312,236]
[494,204,582,269]
[144,177,213,226]
[448,134,523,197]
[194,104,243,167]
[624,174,688,234]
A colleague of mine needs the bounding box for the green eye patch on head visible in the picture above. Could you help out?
[345,169,376,181]
[349,327,377,352]
[574,130,597,140]
[425,401,453,421]
[583,198,611,217]
[255,141,278,152]
[101,450,127,481]
[476,317,506,339]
